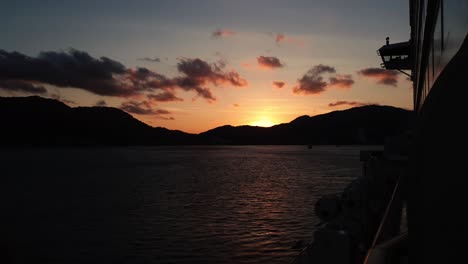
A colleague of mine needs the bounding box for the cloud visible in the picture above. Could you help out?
[50,94,75,105]
[293,78,327,95]
[0,49,131,96]
[157,116,175,120]
[174,58,247,101]
[274,33,305,46]
[148,92,183,102]
[0,49,135,96]
[212,29,236,38]
[257,56,284,69]
[138,57,160,63]
[0,79,47,94]
[293,64,355,95]
[120,101,153,115]
[293,64,336,95]
[358,67,400,86]
[329,74,354,89]
[328,100,373,107]
[273,81,285,88]
[95,100,107,106]
[119,100,173,119]
[275,33,286,43]
[0,49,248,103]
[233,103,239,107]
[309,64,336,75]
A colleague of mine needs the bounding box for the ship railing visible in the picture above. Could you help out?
[363,175,408,264]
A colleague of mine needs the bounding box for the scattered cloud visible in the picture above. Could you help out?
[257,56,284,69]
[273,81,285,88]
[310,64,336,75]
[0,79,47,94]
[328,100,374,107]
[138,57,161,63]
[0,49,247,103]
[274,33,305,46]
[293,64,354,95]
[95,100,107,106]
[0,49,130,96]
[148,92,183,102]
[212,29,236,38]
[175,58,247,101]
[156,116,175,120]
[119,100,172,118]
[120,100,153,115]
[293,64,336,95]
[329,74,354,89]
[50,94,76,105]
[358,67,400,86]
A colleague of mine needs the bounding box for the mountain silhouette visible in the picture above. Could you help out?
[0,96,412,146]
[200,105,412,145]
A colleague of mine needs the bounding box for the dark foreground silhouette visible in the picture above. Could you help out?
[0,96,412,146]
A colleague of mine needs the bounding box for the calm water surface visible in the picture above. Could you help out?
[0,145,381,264]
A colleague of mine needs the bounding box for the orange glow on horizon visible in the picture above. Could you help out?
[249,117,277,127]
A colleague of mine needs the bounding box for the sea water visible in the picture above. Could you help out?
[0,145,382,264]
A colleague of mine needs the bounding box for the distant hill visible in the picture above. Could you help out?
[200,105,412,145]
[0,96,413,146]
[0,96,195,146]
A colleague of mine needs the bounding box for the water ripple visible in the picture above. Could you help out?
[1,145,381,264]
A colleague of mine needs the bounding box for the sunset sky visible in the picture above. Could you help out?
[0,0,413,133]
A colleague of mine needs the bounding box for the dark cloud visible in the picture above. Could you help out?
[95,100,107,106]
[309,64,336,75]
[293,78,328,94]
[293,64,336,95]
[119,100,172,118]
[257,56,284,69]
[138,57,161,63]
[329,74,354,88]
[328,100,372,107]
[157,116,175,120]
[178,58,215,78]
[148,92,183,102]
[154,109,171,115]
[273,81,285,88]
[0,49,247,103]
[358,67,400,86]
[120,101,154,115]
[0,49,130,96]
[233,103,239,107]
[0,49,132,95]
[0,79,47,94]
[50,94,75,105]
[128,59,247,102]
[174,58,247,101]
[212,29,236,38]
[293,64,355,95]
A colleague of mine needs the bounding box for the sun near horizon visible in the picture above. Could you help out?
[0,0,412,134]
[249,117,277,128]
